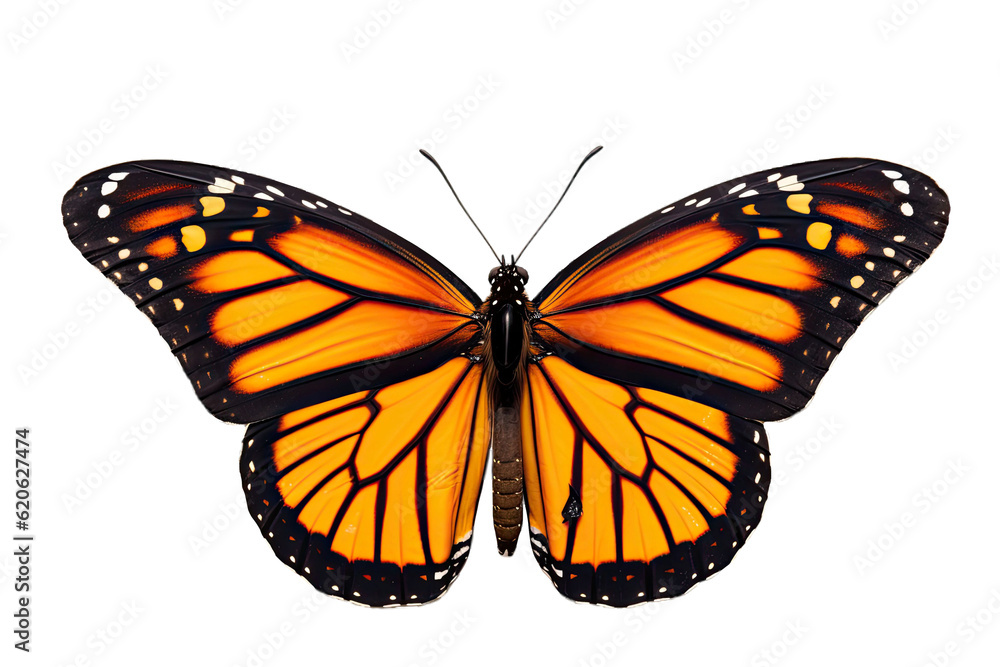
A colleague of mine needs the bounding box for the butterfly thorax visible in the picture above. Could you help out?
[483,263,532,391]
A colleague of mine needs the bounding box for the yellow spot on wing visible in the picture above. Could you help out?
[181,225,207,252]
[200,196,225,217]
[757,228,782,239]
[742,204,759,216]
[830,296,841,307]
[786,194,813,214]
[850,275,864,288]
[806,222,832,250]
[149,277,163,290]
[253,207,270,218]
[173,298,185,311]
[230,230,255,242]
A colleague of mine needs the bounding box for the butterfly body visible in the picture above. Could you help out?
[62,156,948,607]
[482,260,532,554]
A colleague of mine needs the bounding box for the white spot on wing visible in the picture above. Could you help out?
[208,177,236,194]
[777,175,804,191]
[101,181,118,195]
[98,204,110,218]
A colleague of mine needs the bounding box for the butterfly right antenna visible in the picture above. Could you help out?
[514,145,603,264]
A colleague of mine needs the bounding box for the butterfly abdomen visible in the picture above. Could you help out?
[492,405,522,555]
[485,310,529,555]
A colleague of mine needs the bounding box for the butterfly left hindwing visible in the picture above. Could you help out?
[243,357,491,606]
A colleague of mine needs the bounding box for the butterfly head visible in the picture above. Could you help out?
[488,257,529,302]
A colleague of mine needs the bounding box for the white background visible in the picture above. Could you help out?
[3,1,999,665]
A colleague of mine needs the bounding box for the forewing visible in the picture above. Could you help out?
[63,160,481,423]
[242,358,491,606]
[533,158,948,421]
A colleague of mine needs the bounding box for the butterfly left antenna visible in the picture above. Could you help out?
[419,149,502,264]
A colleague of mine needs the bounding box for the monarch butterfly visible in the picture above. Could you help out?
[62,150,948,607]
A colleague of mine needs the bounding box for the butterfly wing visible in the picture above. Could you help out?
[63,161,492,605]
[521,356,768,606]
[524,159,947,605]
[62,160,481,423]
[533,158,948,421]
[242,357,491,606]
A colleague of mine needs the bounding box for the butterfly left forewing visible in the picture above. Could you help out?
[62,160,482,423]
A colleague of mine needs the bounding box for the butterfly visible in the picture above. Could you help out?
[62,150,948,607]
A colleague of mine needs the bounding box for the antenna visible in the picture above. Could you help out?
[514,145,603,264]
[419,149,502,264]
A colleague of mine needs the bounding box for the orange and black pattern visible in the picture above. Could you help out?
[522,158,948,604]
[62,156,948,608]
[62,161,481,424]
[242,358,490,605]
[521,357,768,605]
[533,159,949,421]
[62,160,488,606]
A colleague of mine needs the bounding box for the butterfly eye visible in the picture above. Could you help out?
[515,266,529,285]
[489,267,500,283]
